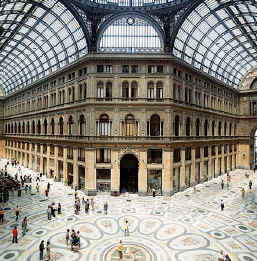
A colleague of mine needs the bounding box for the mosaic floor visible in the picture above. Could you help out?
[0,160,257,261]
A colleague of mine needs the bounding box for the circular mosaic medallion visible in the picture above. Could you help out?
[0,250,20,261]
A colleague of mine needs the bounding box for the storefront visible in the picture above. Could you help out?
[96,169,111,193]
[147,169,162,194]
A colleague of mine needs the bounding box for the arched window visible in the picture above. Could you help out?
[97,114,112,136]
[147,81,155,100]
[195,118,200,136]
[59,117,64,135]
[122,81,129,99]
[8,124,10,133]
[32,121,35,134]
[234,123,237,136]
[14,122,17,133]
[149,114,161,136]
[26,122,30,134]
[98,16,163,53]
[44,119,47,135]
[212,121,215,136]
[131,81,138,100]
[224,122,227,136]
[18,122,21,134]
[11,123,13,133]
[204,120,208,136]
[229,123,232,136]
[186,117,191,136]
[79,115,85,136]
[68,116,73,135]
[174,115,180,137]
[97,81,104,98]
[22,122,25,134]
[123,114,138,136]
[106,82,112,100]
[37,120,41,135]
[218,122,222,136]
[50,118,55,135]
[156,81,163,100]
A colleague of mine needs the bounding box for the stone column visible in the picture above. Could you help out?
[73,147,79,189]
[24,147,28,168]
[85,148,96,196]
[232,146,235,169]
[63,147,68,184]
[34,144,38,171]
[111,149,120,196]
[221,145,225,175]
[29,143,32,169]
[163,149,172,196]
[200,147,204,182]
[191,147,196,186]
[54,146,59,180]
[138,149,147,196]
[40,144,43,173]
[46,144,50,177]
[208,146,212,179]
[180,148,186,191]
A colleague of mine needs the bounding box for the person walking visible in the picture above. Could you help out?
[39,240,45,261]
[221,180,224,190]
[45,189,49,199]
[241,188,245,198]
[124,220,129,237]
[47,182,50,192]
[47,206,51,221]
[15,205,20,222]
[85,200,89,214]
[36,183,39,193]
[226,182,229,191]
[82,197,85,207]
[220,200,224,211]
[22,217,27,236]
[0,208,4,224]
[117,240,123,260]
[152,188,156,197]
[249,180,253,190]
[77,230,80,248]
[225,254,231,261]
[46,241,51,260]
[104,201,108,215]
[90,197,94,211]
[58,203,61,214]
[12,226,18,243]
[66,229,70,246]
[218,250,225,261]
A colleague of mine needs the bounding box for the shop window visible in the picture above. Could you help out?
[147,169,162,194]
[185,148,191,161]
[174,149,181,163]
[96,149,111,163]
[147,149,162,164]
[96,169,111,192]
[204,146,208,158]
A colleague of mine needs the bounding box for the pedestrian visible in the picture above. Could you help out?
[39,240,44,261]
[47,206,51,221]
[28,184,32,194]
[0,208,4,224]
[75,190,78,199]
[193,185,196,193]
[36,183,39,192]
[22,217,27,236]
[82,197,85,206]
[45,189,48,199]
[117,240,123,260]
[104,201,108,215]
[221,180,224,190]
[241,188,245,198]
[77,230,80,248]
[85,200,89,214]
[220,200,224,211]
[12,226,18,243]
[249,180,253,190]
[66,229,70,246]
[15,205,20,221]
[90,197,94,211]
[226,182,229,190]
[47,182,50,191]
[25,184,28,193]
[152,188,156,197]
[124,220,129,237]
[225,254,231,261]
[51,203,56,218]
[46,241,51,260]
[218,250,225,261]
[58,203,61,214]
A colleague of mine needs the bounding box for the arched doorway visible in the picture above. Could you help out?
[120,154,138,193]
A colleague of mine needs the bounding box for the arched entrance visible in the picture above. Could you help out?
[120,154,138,193]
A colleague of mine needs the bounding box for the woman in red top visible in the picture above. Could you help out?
[12,226,18,243]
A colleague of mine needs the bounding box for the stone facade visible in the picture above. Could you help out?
[2,54,255,196]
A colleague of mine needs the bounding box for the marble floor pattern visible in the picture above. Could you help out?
[0,160,257,261]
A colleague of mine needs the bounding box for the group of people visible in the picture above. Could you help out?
[39,240,50,261]
[66,229,80,251]
[11,216,28,243]
[47,203,61,220]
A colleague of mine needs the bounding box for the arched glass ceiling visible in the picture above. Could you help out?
[98,15,163,53]
[0,0,88,95]
[173,0,257,88]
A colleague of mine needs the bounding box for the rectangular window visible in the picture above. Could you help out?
[147,88,155,99]
[218,145,222,155]
[196,147,200,159]
[97,87,104,98]
[78,69,83,77]
[131,65,138,73]
[106,65,112,73]
[185,147,191,161]
[78,147,85,161]
[156,88,163,100]
[97,65,104,73]
[96,149,111,163]
[148,65,155,73]
[122,65,129,73]
[131,87,137,99]
[212,145,216,156]
[67,148,73,160]
[174,149,181,163]
[147,149,162,164]
[58,147,63,157]
[157,65,163,73]
[204,146,208,158]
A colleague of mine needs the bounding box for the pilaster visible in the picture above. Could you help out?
[180,148,186,191]
[111,149,120,196]
[63,147,68,184]
[47,144,50,177]
[85,148,96,196]
[54,146,59,180]
[138,149,147,196]
[29,143,32,169]
[163,149,172,196]
[40,144,43,173]
[191,147,196,186]
[73,147,79,188]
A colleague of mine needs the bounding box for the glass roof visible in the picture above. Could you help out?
[0,0,88,95]
[173,0,257,88]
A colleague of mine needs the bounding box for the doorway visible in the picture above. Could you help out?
[120,154,138,193]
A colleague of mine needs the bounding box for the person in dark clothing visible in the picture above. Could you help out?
[58,203,61,214]
[85,201,89,214]
[15,206,20,221]
[39,240,44,261]
[47,182,50,191]
[249,180,253,190]
[104,201,108,215]
[221,180,224,190]
[221,200,224,211]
